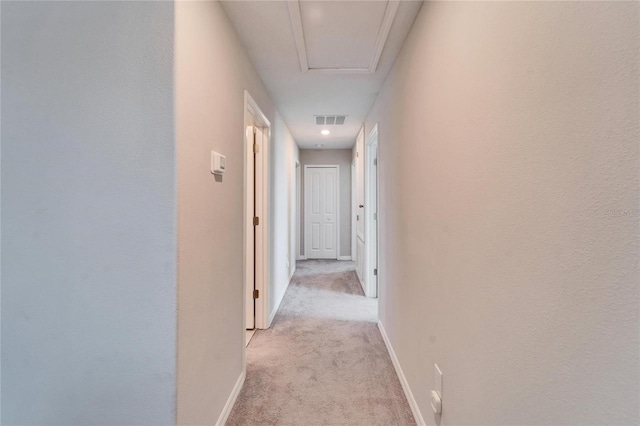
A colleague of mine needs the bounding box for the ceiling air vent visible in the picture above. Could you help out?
[315,115,347,126]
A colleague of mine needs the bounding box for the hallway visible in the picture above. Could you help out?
[2,1,638,424]
[228,261,414,425]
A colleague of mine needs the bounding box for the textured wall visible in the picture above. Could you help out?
[270,113,300,323]
[175,1,297,423]
[1,2,177,424]
[299,149,353,258]
[367,2,639,424]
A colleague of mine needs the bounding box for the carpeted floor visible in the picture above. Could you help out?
[227,260,416,426]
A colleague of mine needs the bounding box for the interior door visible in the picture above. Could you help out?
[244,126,256,330]
[246,126,255,329]
[246,126,266,330]
[355,128,365,285]
[305,166,338,259]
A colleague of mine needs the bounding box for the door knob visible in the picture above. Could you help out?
[359,204,364,208]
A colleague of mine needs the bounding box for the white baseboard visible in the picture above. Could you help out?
[337,256,352,261]
[215,369,245,426]
[378,321,426,426]
[297,255,307,260]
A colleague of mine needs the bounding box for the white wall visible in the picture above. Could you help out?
[367,2,639,424]
[175,1,298,423]
[269,112,300,323]
[299,149,352,258]
[1,2,177,424]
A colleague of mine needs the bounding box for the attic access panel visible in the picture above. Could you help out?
[288,0,399,73]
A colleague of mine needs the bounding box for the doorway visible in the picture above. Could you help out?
[296,162,302,260]
[304,165,339,259]
[365,125,378,298]
[244,91,270,337]
[351,160,356,264]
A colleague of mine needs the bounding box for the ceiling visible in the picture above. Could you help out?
[221,0,423,149]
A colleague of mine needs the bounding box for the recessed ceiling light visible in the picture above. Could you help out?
[321,129,330,136]
[316,144,324,148]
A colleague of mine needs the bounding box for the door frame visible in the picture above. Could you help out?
[355,126,365,288]
[244,90,270,337]
[291,160,301,274]
[303,164,340,260]
[365,124,379,298]
[296,161,304,260]
[351,160,356,264]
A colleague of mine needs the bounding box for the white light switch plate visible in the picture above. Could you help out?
[211,151,226,175]
[434,364,443,398]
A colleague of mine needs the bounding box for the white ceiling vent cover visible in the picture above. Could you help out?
[315,115,347,125]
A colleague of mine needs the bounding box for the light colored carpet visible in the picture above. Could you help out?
[227,260,416,426]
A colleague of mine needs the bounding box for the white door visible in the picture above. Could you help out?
[304,166,338,259]
[351,161,356,264]
[355,127,366,286]
[245,126,255,329]
[246,125,266,329]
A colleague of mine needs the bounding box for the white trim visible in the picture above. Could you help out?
[368,0,400,72]
[243,124,255,332]
[337,165,341,260]
[307,68,373,74]
[287,0,399,74]
[257,126,270,329]
[215,370,246,426]
[354,127,366,290]
[296,161,302,261]
[351,160,356,265]
[378,321,426,426]
[303,165,340,260]
[244,90,271,336]
[287,0,309,73]
[297,255,307,260]
[337,256,352,261]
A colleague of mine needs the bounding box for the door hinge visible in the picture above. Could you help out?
[253,216,260,226]
[374,213,377,220]
[253,143,259,154]
[253,289,259,299]
[374,158,377,165]
[373,268,378,276]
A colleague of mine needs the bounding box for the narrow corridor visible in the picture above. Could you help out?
[228,261,414,425]
[3,1,637,424]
